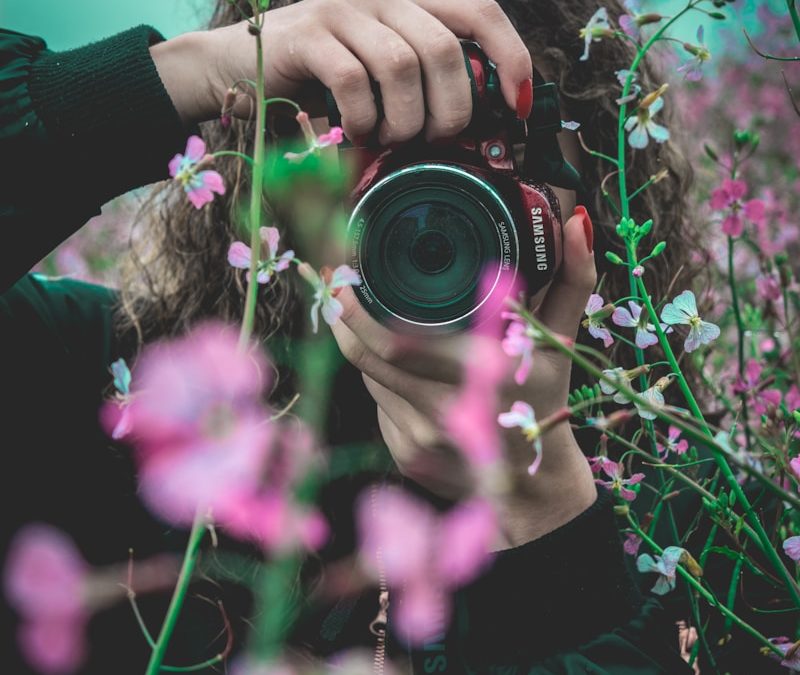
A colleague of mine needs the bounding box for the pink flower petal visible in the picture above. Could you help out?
[395,582,449,646]
[185,135,206,162]
[435,499,496,586]
[228,241,253,269]
[19,618,87,675]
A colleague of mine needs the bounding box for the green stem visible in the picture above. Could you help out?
[788,0,800,43]
[144,517,206,675]
[212,150,255,166]
[239,24,268,349]
[723,555,745,636]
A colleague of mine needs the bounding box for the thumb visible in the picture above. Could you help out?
[536,205,597,340]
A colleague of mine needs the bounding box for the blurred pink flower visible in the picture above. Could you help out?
[733,359,782,416]
[501,312,536,385]
[756,273,782,302]
[4,525,89,674]
[297,264,362,333]
[593,457,645,501]
[356,487,496,645]
[709,178,765,237]
[677,26,711,81]
[583,294,615,347]
[636,546,685,595]
[228,227,295,284]
[101,322,273,526]
[656,426,689,457]
[169,136,225,209]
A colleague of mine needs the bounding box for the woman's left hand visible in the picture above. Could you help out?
[330,206,599,547]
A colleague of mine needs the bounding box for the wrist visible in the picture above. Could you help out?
[150,31,220,124]
[493,425,597,549]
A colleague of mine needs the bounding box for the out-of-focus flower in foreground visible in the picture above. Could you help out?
[356,486,496,645]
[4,525,89,674]
[297,264,362,333]
[636,546,686,595]
[579,8,613,61]
[498,401,543,476]
[228,227,295,284]
[660,290,720,353]
[168,136,225,209]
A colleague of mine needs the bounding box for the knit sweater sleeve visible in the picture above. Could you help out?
[0,26,192,292]
[414,487,694,674]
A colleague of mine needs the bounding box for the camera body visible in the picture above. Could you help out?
[327,42,582,333]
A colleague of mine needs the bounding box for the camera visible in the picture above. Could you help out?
[326,42,583,333]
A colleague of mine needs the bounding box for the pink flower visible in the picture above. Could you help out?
[356,487,496,645]
[284,111,345,163]
[583,294,615,348]
[612,300,669,349]
[623,533,643,556]
[228,227,295,284]
[656,426,689,457]
[501,313,536,385]
[107,358,132,440]
[709,178,765,237]
[733,359,783,416]
[783,536,800,561]
[169,136,225,209]
[677,26,711,82]
[102,322,273,526]
[790,456,800,481]
[497,401,543,476]
[756,273,782,302]
[767,636,800,671]
[594,457,645,501]
[636,546,685,595]
[4,525,89,674]
[297,264,362,333]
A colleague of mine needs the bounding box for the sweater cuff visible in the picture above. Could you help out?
[451,486,643,664]
[28,25,193,205]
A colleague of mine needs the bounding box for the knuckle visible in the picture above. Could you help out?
[431,106,472,136]
[474,0,505,23]
[384,40,420,79]
[422,30,462,65]
[333,62,368,93]
[339,335,369,370]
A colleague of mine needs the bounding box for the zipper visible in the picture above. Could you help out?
[369,485,389,675]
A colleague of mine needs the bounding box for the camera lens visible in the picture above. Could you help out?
[347,164,520,332]
[409,227,455,275]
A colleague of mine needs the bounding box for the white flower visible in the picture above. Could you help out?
[297,264,362,333]
[579,8,612,61]
[498,401,543,476]
[624,96,670,149]
[660,290,720,352]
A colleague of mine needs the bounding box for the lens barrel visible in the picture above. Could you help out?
[346,163,520,332]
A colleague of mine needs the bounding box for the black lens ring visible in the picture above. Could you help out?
[346,164,520,331]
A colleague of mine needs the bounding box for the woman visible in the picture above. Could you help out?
[1,0,698,672]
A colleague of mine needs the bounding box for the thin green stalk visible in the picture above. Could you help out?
[788,0,800,43]
[144,517,206,675]
[629,520,784,657]
[239,23,268,349]
[723,555,745,637]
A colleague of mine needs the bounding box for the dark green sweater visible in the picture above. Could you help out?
[0,25,691,674]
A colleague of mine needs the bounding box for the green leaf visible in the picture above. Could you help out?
[708,11,726,19]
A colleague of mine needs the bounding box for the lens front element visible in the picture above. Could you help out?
[347,164,519,331]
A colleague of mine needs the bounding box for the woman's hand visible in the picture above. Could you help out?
[330,207,599,548]
[151,0,533,142]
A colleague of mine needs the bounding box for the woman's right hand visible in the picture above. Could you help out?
[153,0,533,144]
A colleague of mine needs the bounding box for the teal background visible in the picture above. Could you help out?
[0,0,785,54]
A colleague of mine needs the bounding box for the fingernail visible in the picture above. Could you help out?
[516,77,533,121]
[574,205,593,254]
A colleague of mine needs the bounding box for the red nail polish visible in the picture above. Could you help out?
[574,205,593,253]
[516,77,533,121]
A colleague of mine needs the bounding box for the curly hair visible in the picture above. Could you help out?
[117,0,704,376]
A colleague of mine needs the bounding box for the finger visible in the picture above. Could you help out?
[330,313,450,415]
[377,0,472,141]
[336,286,467,383]
[412,0,533,115]
[297,31,378,141]
[328,14,425,144]
[536,205,596,339]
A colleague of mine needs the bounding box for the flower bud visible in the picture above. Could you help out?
[640,84,669,110]
[632,265,644,278]
[605,251,625,265]
[679,550,703,578]
[613,505,630,516]
[651,168,670,184]
[650,241,667,257]
[637,13,663,26]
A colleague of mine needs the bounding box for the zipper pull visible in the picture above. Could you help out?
[369,590,390,636]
